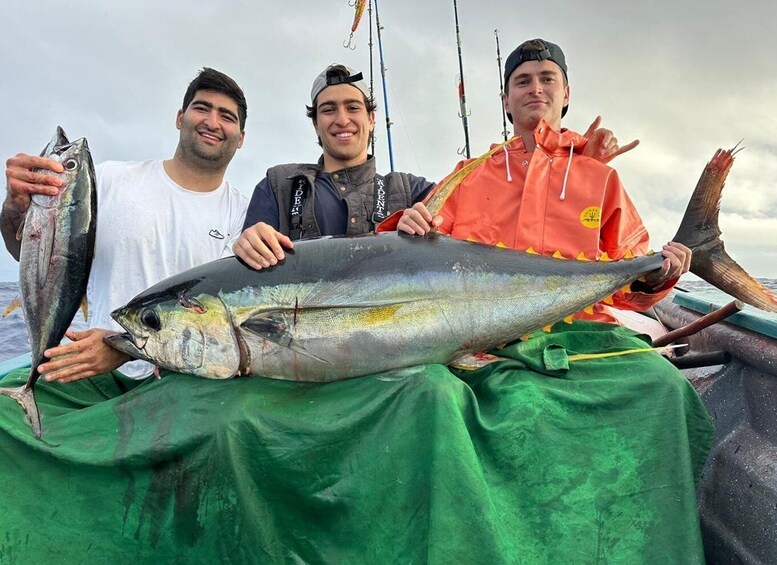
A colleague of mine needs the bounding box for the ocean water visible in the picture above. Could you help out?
[0,281,30,362]
[1,279,777,364]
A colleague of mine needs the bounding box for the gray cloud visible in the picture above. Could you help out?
[1,0,776,281]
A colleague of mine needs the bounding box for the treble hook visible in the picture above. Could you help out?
[343,33,356,49]
[457,146,467,156]
[347,0,357,5]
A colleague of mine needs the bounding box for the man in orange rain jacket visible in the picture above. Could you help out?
[381,38,691,324]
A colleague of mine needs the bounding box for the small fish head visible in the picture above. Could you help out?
[110,293,241,379]
[31,136,95,209]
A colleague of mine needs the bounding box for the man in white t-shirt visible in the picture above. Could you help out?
[1,68,249,381]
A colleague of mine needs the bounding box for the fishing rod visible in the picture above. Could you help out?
[373,0,395,171]
[495,29,509,141]
[368,0,376,155]
[453,0,471,158]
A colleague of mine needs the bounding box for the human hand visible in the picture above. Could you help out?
[581,116,640,165]
[39,328,132,383]
[233,222,294,270]
[397,202,443,235]
[643,242,692,289]
[5,153,64,214]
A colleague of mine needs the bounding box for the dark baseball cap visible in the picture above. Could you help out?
[503,39,569,118]
[311,64,370,105]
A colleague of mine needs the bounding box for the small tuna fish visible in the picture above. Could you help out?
[105,147,777,382]
[0,127,97,438]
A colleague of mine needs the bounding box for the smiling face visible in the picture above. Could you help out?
[175,89,245,171]
[503,59,569,136]
[313,84,375,172]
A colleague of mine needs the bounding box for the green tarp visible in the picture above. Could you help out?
[0,322,713,564]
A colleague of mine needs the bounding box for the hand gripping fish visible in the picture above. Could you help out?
[104,147,777,383]
[0,128,97,438]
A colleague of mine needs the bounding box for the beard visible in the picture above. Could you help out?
[180,130,239,170]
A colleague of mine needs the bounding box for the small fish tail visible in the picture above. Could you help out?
[0,383,42,439]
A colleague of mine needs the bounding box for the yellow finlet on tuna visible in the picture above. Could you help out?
[576,252,590,261]
[552,250,565,259]
[3,295,22,318]
[525,247,538,255]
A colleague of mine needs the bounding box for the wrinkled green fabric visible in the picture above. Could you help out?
[0,322,713,564]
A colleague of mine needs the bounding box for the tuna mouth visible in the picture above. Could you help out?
[103,332,149,360]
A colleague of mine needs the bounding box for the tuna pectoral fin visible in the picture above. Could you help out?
[37,216,56,288]
[241,316,333,365]
[0,385,42,439]
[450,352,510,371]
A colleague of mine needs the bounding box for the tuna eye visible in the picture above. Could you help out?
[63,158,78,171]
[139,308,161,331]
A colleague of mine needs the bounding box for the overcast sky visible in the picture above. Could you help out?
[1,0,776,282]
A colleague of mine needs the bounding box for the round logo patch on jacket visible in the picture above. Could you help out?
[580,206,601,228]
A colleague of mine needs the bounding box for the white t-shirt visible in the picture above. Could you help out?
[72,160,248,378]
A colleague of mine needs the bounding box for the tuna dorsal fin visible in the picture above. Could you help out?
[3,294,22,317]
[424,136,516,218]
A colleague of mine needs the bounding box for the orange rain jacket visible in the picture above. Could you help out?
[379,119,675,324]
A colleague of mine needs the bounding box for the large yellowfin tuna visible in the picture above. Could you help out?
[106,147,777,381]
[0,128,97,438]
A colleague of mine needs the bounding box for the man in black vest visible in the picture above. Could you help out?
[234,64,435,269]
[234,63,636,269]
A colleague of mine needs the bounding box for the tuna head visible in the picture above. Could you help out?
[30,130,94,210]
[106,286,242,379]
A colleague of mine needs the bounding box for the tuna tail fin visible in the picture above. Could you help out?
[673,147,777,313]
[0,383,42,439]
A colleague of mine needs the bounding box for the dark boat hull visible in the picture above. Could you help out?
[652,293,777,564]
